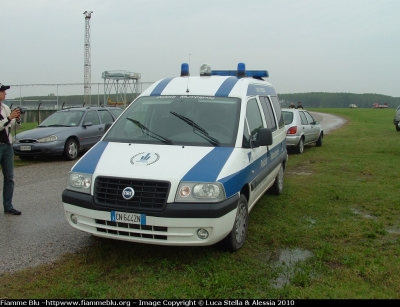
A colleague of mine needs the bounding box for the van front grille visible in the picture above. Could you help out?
[94,176,170,212]
[95,219,168,240]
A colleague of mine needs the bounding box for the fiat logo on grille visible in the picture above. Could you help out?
[122,187,135,200]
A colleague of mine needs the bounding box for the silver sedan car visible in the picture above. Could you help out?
[13,106,123,160]
[282,108,323,154]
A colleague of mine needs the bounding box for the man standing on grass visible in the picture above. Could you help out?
[297,102,304,109]
[0,83,22,215]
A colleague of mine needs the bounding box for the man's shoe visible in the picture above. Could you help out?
[5,209,22,215]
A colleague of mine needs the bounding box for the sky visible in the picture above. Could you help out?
[2,0,400,99]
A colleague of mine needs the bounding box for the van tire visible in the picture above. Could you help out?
[316,133,323,147]
[396,125,400,132]
[295,137,304,154]
[221,195,248,252]
[269,164,284,195]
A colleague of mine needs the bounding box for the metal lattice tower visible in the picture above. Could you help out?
[83,11,93,106]
[102,71,141,107]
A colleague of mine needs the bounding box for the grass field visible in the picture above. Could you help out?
[1,108,400,299]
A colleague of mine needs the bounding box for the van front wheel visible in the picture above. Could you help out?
[269,164,284,195]
[221,195,248,252]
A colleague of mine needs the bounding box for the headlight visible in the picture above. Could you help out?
[67,172,92,194]
[37,135,57,143]
[175,182,225,203]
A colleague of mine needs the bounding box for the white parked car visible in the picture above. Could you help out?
[282,108,323,154]
[394,105,400,131]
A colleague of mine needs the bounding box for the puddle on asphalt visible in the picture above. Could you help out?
[270,248,314,289]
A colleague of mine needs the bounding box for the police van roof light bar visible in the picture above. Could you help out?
[180,63,189,77]
[211,62,269,78]
[183,62,269,78]
[237,62,246,77]
[211,70,269,78]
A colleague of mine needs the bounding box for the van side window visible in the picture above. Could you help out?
[259,96,277,131]
[242,98,263,148]
[270,96,285,128]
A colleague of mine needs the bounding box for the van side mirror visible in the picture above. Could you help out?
[251,128,273,148]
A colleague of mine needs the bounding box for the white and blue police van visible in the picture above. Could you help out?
[62,62,288,251]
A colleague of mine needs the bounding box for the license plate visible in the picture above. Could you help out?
[111,211,146,225]
[20,145,32,151]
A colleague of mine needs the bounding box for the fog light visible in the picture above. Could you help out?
[197,228,209,239]
[70,214,78,224]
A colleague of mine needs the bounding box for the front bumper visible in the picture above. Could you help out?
[62,190,239,246]
[13,141,65,157]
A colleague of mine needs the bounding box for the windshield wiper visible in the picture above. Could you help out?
[171,112,208,134]
[170,112,220,146]
[127,118,173,145]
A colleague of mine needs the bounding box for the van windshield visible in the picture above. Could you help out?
[103,96,241,147]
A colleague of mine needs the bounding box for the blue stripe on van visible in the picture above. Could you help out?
[220,166,252,199]
[220,139,286,198]
[72,141,108,174]
[182,147,234,182]
[220,152,273,198]
[149,78,175,96]
[215,77,240,97]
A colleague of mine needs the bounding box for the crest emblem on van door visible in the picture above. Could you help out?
[130,152,160,166]
[122,187,135,200]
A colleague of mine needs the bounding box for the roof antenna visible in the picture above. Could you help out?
[186,53,191,93]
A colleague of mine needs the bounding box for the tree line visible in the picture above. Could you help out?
[7,92,400,109]
[279,92,400,108]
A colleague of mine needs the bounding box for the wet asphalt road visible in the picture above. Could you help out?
[310,111,347,134]
[0,112,347,275]
[0,158,95,275]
